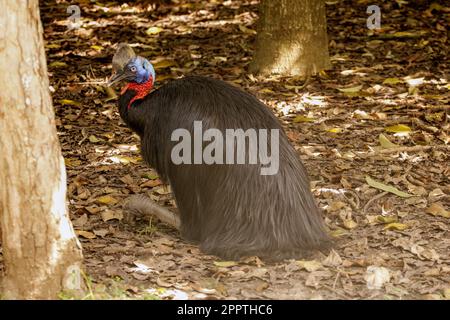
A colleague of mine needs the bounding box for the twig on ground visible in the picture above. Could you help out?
[363,191,388,215]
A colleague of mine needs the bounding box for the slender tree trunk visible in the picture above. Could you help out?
[250,0,331,76]
[0,0,83,299]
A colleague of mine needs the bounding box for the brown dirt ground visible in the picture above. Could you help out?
[3,0,449,300]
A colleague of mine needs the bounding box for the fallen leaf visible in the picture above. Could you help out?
[428,188,445,199]
[156,277,174,288]
[385,124,411,133]
[85,206,101,214]
[323,249,342,267]
[213,56,227,62]
[89,135,101,143]
[59,99,81,107]
[154,186,171,195]
[379,133,399,149]
[96,195,119,205]
[337,85,363,93]
[104,86,117,101]
[213,261,238,268]
[76,230,96,239]
[143,172,159,180]
[90,45,103,51]
[365,266,391,290]
[424,112,445,123]
[384,222,409,231]
[305,273,320,288]
[146,26,163,35]
[284,84,305,90]
[343,219,358,229]
[48,61,68,68]
[443,288,450,300]
[45,43,61,49]
[255,281,269,292]
[238,25,256,35]
[93,229,109,237]
[102,132,115,139]
[354,110,371,119]
[426,203,449,218]
[64,158,81,167]
[297,260,323,272]
[327,127,342,133]
[141,179,162,188]
[101,209,123,222]
[411,245,440,261]
[258,88,275,94]
[72,214,88,227]
[365,176,413,198]
[328,201,347,212]
[382,78,403,85]
[383,31,427,38]
[293,115,315,123]
[110,155,141,164]
[330,228,350,237]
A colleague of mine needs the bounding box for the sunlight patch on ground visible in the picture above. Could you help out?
[340,69,368,77]
[144,288,189,300]
[301,94,327,107]
[275,94,327,116]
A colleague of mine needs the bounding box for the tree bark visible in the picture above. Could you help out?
[0,0,83,299]
[250,0,331,76]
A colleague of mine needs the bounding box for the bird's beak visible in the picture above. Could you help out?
[107,70,128,87]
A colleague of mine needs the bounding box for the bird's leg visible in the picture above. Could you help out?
[123,194,181,230]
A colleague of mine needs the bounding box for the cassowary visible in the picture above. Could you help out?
[108,43,331,261]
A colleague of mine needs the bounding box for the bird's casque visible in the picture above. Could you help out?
[108,44,156,108]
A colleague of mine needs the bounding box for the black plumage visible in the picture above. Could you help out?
[110,45,331,260]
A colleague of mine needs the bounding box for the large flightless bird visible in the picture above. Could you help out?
[108,43,331,260]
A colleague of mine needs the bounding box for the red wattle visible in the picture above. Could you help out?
[121,76,154,109]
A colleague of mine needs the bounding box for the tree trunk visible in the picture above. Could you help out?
[0,0,83,299]
[250,0,331,76]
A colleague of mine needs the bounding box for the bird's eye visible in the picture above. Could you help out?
[130,66,137,72]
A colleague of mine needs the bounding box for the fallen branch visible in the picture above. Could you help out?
[377,145,449,154]
[356,145,449,159]
[363,191,388,215]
